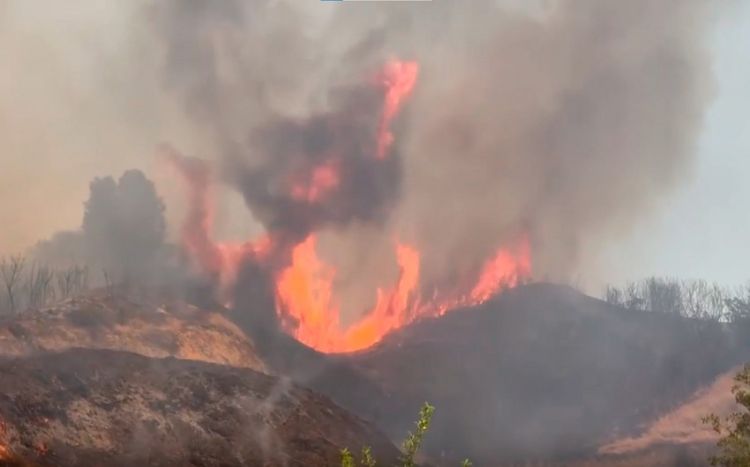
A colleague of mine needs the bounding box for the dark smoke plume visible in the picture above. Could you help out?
[227,83,402,244]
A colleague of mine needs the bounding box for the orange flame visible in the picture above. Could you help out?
[163,150,273,302]
[337,242,421,351]
[470,235,532,303]
[275,236,340,350]
[274,238,423,352]
[273,236,529,353]
[290,161,341,203]
[377,60,419,159]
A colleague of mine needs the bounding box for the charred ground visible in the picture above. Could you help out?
[253,283,748,465]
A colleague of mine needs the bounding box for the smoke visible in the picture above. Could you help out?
[145,0,715,308]
[0,0,717,319]
[0,1,166,256]
[389,0,714,288]
[227,79,402,245]
[34,170,169,283]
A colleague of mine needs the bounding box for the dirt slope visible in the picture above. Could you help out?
[0,348,400,467]
[0,293,265,372]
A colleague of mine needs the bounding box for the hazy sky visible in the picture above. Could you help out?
[601,1,750,287]
[0,1,748,290]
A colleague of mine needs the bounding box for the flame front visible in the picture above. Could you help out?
[273,237,529,352]
[170,58,532,353]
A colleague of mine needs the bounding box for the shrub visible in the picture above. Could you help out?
[703,365,750,466]
[341,402,471,467]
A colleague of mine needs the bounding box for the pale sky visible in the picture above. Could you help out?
[601,1,750,287]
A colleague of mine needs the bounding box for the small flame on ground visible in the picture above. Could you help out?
[470,236,532,303]
[0,419,10,461]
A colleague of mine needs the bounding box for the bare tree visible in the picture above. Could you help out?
[604,277,729,322]
[624,281,645,310]
[102,269,113,299]
[726,283,750,324]
[1,256,26,314]
[26,263,55,309]
[682,279,707,319]
[681,280,727,321]
[56,265,88,300]
[75,265,89,295]
[643,277,683,315]
[56,267,74,300]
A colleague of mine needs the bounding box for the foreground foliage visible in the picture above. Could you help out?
[341,402,471,467]
[704,365,750,466]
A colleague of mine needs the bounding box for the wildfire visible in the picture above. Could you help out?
[470,237,532,303]
[170,58,533,353]
[163,148,274,302]
[273,237,530,353]
[289,161,341,203]
[377,60,419,159]
[274,238,424,352]
[275,236,339,349]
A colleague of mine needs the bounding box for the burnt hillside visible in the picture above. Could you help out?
[263,283,746,464]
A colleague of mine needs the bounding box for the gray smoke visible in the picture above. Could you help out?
[34,170,169,283]
[393,1,715,289]
[150,0,407,249]
[147,0,714,302]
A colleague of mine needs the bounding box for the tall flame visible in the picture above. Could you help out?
[470,236,532,303]
[377,60,419,159]
[275,236,339,350]
[273,237,529,353]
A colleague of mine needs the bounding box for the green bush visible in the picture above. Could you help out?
[704,365,750,466]
[341,402,471,467]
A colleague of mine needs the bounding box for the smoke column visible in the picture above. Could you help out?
[148,0,713,310]
[0,0,716,348]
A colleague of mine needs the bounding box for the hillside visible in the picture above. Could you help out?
[0,348,400,467]
[0,293,265,372]
[600,367,739,455]
[0,284,744,465]
[347,283,744,462]
[262,283,747,464]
